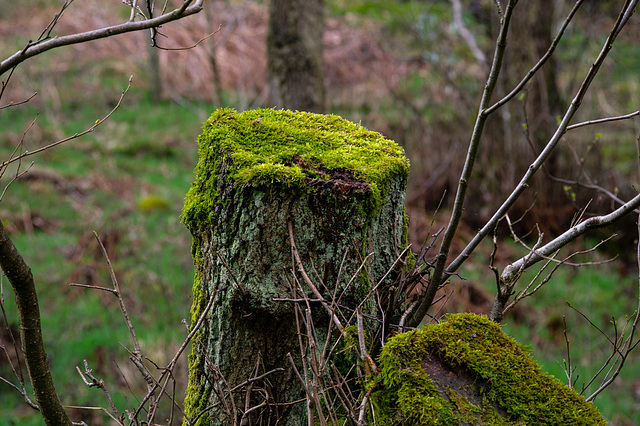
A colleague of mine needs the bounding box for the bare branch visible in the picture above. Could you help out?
[583,113,640,402]
[0,278,37,408]
[567,109,640,131]
[0,92,38,110]
[445,0,639,284]
[484,0,585,116]
[75,360,120,422]
[0,78,132,170]
[0,220,72,424]
[559,316,579,389]
[130,272,218,422]
[0,0,204,76]
[156,25,221,51]
[408,0,519,327]
[501,193,640,286]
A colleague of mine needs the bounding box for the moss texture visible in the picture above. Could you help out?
[374,313,606,425]
[182,108,410,425]
[182,107,409,232]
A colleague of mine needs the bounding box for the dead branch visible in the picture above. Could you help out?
[0,0,204,76]
[75,360,121,423]
[0,220,71,424]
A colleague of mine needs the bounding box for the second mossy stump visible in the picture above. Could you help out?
[182,108,410,425]
[373,313,606,425]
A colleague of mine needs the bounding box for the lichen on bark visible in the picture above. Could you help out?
[182,108,410,425]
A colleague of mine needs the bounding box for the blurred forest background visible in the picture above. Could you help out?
[1,0,640,424]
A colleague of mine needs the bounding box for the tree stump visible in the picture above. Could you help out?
[374,313,605,425]
[182,108,410,425]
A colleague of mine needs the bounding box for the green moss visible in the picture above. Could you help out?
[373,313,605,425]
[183,242,210,426]
[181,108,409,231]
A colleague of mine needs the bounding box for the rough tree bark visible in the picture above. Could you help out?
[181,108,409,425]
[267,0,325,112]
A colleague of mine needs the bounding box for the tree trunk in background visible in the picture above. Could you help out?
[182,108,409,425]
[267,0,325,112]
[478,0,569,233]
[205,3,224,106]
[145,3,162,101]
[508,0,569,232]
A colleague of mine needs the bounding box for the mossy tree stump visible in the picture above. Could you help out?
[182,108,410,425]
[374,313,605,425]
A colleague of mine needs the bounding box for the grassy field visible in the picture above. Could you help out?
[1,1,640,425]
[0,92,208,424]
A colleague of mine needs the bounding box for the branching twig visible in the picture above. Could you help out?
[0,276,36,408]
[501,194,640,286]
[75,360,120,422]
[0,78,133,170]
[156,25,221,51]
[447,0,638,278]
[559,316,579,389]
[408,0,519,327]
[0,0,204,76]
[0,92,37,110]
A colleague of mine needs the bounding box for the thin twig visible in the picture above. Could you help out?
[156,25,221,50]
[0,92,37,110]
[288,221,346,336]
[75,360,120,421]
[0,78,133,170]
[0,0,204,75]
[567,109,640,131]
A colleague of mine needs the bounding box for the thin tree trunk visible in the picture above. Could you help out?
[267,0,325,112]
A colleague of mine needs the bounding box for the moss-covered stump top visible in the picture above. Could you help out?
[182,108,409,230]
[374,313,605,425]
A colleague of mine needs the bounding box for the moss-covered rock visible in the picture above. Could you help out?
[373,313,605,425]
[182,108,410,425]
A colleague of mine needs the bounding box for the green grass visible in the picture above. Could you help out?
[0,93,212,424]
